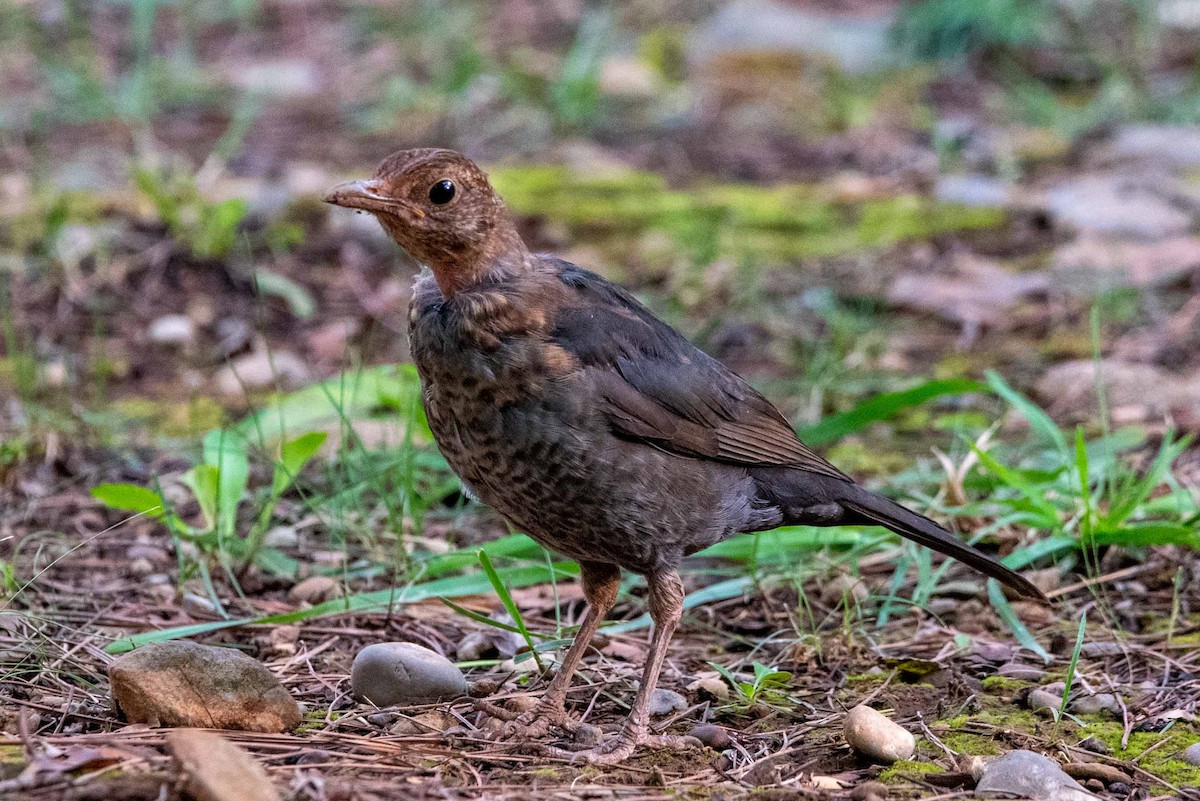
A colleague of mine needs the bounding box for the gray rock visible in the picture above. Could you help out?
[1027,687,1064,713]
[262,526,299,549]
[1069,693,1121,716]
[109,641,301,732]
[1044,175,1191,240]
[688,0,895,74]
[1182,742,1200,766]
[351,642,467,706]
[935,174,1011,208]
[648,688,688,716]
[148,315,196,346]
[843,705,915,764]
[215,348,311,396]
[1111,124,1200,168]
[975,750,1094,800]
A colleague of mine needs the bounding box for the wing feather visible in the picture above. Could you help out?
[550,261,850,481]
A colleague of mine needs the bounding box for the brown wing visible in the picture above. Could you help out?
[550,261,851,482]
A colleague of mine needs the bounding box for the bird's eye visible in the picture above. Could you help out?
[429,180,456,204]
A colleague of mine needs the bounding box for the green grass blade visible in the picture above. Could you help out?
[105,562,577,654]
[987,578,1050,663]
[985,370,1068,457]
[1058,610,1087,725]
[798,378,985,447]
[478,550,543,671]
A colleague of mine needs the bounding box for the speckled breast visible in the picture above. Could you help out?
[406,281,754,574]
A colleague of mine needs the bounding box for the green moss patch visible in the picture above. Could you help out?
[490,165,1008,271]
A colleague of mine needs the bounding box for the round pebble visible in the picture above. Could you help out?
[1069,692,1120,717]
[1027,687,1063,713]
[1183,742,1200,766]
[350,642,467,706]
[147,314,195,346]
[843,705,915,764]
[688,723,731,750]
[288,575,341,605]
[648,688,687,716]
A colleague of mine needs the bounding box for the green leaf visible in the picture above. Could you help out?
[91,484,167,519]
[202,429,249,541]
[272,431,327,495]
[237,365,428,447]
[181,464,220,532]
[798,378,985,447]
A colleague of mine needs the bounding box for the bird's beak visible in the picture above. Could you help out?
[323,179,425,218]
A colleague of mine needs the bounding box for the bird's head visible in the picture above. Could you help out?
[324,148,526,298]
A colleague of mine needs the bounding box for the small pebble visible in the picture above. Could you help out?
[366,711,399,727]
[1027,687,1063,713]
[688,723,731,750]
[263,526,299,548]
[1069,692,1121,717]
[129,558,155,577]
[148,314,196,346]
[998,662,1046,682]
[350,642,467,706]
[1109,781,1130,795]
[850,780,889,801]
[686,673,730,701]
[809,775,845,790]
[1080,642,1124,657]
[288,575,341,605]
[648,688,687,716]
[1183,742,1200,766]
[843,705,915,764]
[181,593,217,616]
[1078,737,1110,755]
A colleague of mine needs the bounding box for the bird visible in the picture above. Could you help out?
[325,148,1047,764]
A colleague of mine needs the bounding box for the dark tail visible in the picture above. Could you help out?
[840,485,1048,602]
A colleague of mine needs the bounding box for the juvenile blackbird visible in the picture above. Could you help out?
[325,149,1046,763]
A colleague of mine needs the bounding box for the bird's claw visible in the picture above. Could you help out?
[474,697,576,739]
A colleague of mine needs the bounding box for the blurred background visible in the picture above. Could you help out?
[4,0,1200,444]
[1,2,1200,794]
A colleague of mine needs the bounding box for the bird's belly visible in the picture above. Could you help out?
[421,376,757,574]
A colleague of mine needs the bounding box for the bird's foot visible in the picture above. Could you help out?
[543,727,702,765]
[474,697,576,739]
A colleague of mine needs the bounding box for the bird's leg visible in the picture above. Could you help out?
[558,569,699,764]
[480,560,620,738]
